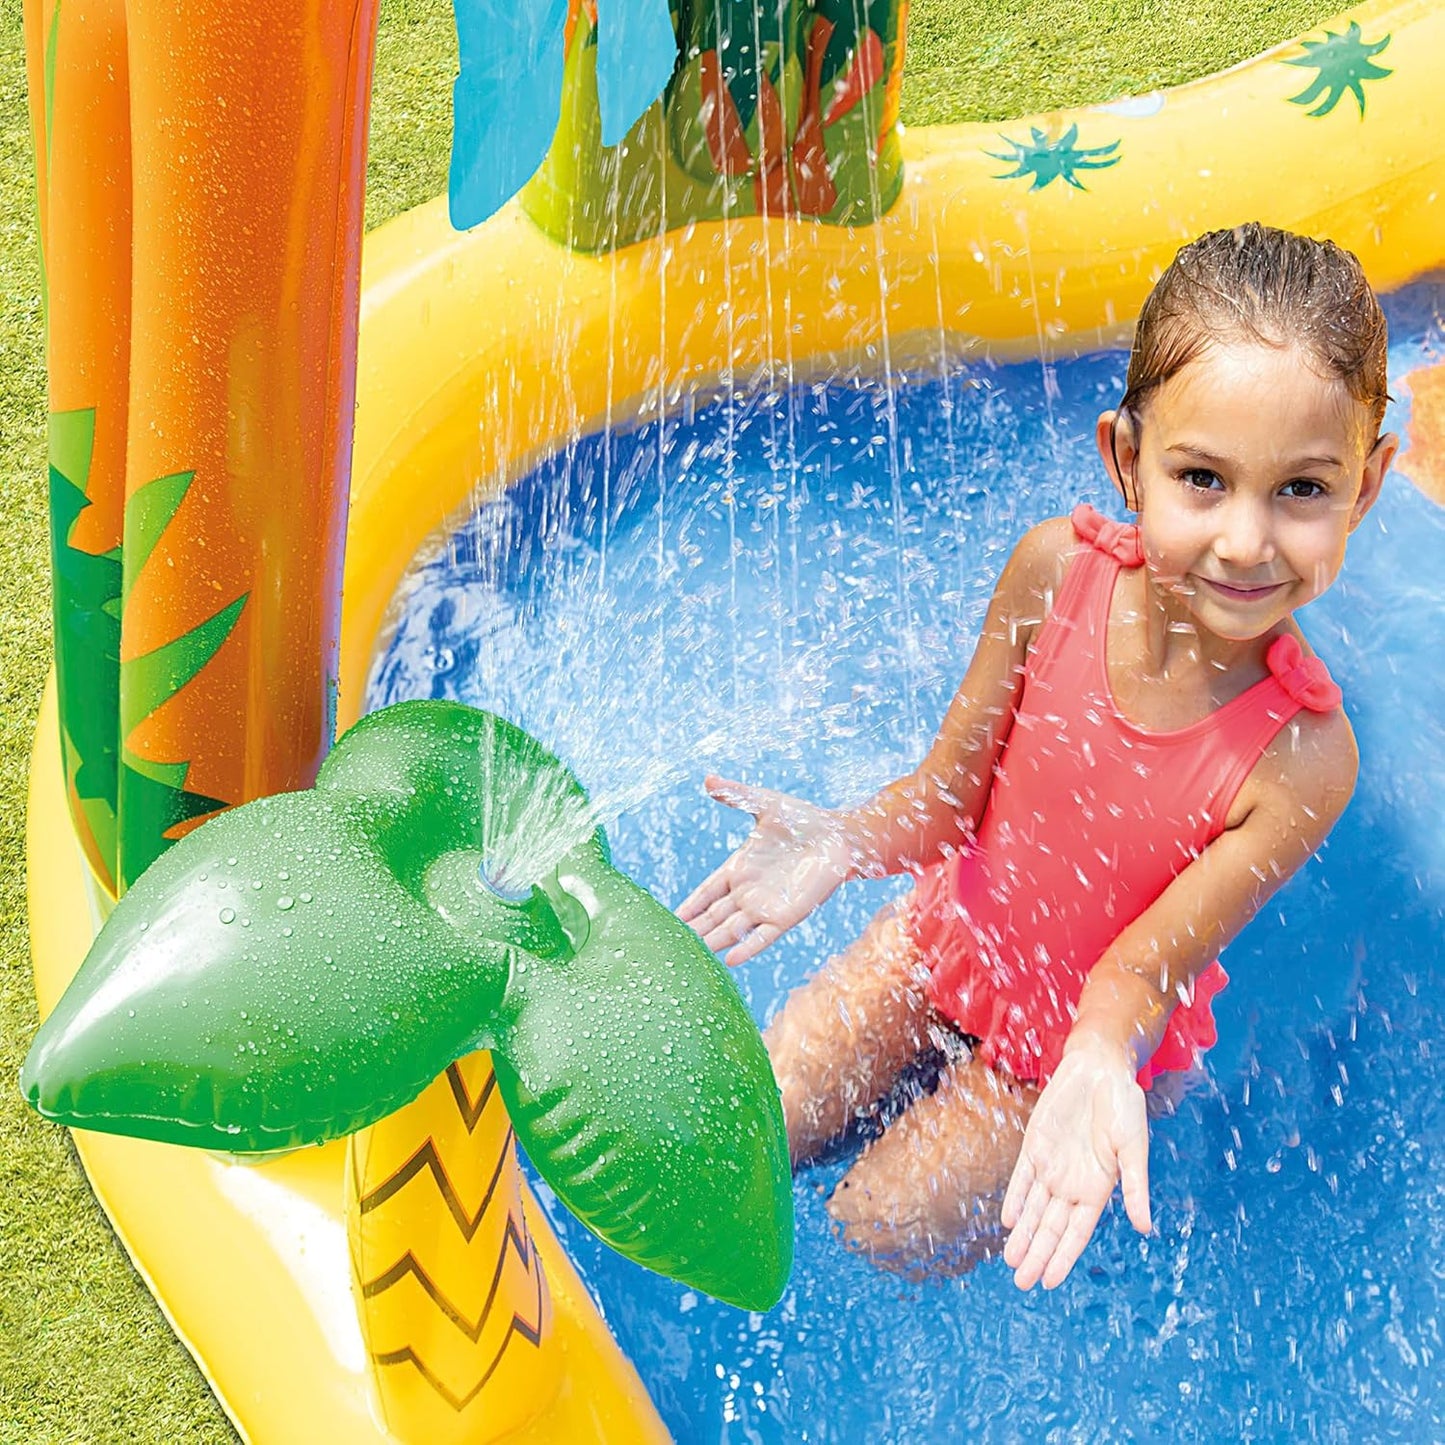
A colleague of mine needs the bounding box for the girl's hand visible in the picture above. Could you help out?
[999,1038,1151,1290]
[677,776,861,965]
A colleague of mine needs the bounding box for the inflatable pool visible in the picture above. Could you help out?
[23,0,1445,1436]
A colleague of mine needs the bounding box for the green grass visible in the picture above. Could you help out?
[0,0,1343,1437]
[899,0,1339,127]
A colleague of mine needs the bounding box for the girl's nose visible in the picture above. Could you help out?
[1213,499,1276,568]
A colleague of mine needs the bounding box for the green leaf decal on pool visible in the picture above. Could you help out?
[119,593,248,737]
[122,470,194,605]
[1284,22,1391,118]
[987,124,1120,191]
[115,761,230,882]
[117,578,244,880]
[118,470,249,886]
[49,407,121,883]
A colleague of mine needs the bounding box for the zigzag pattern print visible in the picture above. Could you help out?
[347,1054,554,1437]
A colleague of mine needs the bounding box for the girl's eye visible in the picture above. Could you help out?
[1180,468,1222,491]
[1281,478,1327,499]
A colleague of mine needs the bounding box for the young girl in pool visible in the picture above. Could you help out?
[679,223,1398,1290]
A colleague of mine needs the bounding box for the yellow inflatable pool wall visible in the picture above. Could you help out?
[25,0,1445,1439]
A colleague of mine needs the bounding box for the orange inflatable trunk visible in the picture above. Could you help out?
[117,0,380,887]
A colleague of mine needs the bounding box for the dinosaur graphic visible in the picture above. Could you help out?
[521,0,907,248]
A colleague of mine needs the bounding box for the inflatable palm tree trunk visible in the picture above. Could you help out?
[28,0,371,897]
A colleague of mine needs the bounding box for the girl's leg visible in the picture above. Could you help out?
[764,899,949,1164]
[827,1053,1039,1272]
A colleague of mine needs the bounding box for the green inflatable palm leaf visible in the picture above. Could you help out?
[22,701,793,1310]
[496,844,792,1304]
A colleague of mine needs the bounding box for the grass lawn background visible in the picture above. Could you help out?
[0,0,1343,1438]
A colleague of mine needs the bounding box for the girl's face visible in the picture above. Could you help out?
[1097,339,1397,644]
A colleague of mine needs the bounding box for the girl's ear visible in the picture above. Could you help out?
[1350,431,1399,531]
[1095,408,1141,511]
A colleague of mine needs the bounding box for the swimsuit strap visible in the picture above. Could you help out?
[1024,504,1143,679]
[1070,503,1144,567]
[1206,633,1342,817]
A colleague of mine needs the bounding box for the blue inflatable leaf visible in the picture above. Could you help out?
[448,0,571,230]
[596,0,676,148]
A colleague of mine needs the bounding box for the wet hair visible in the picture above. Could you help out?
[1113,223,1390,506]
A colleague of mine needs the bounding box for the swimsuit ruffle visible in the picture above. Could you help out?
[1266,633,1343,712]
[1132,959,1229,1089]
[1071,503,1144,567]
[909,872,1228,1089]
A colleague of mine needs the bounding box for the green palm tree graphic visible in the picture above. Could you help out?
[1284,22,1392,118]
[49,407,122,882]
[23,702,793,1312]
[988,124,1121,191]
[118,469,246,886]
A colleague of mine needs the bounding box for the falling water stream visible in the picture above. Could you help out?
[368,280,1445,1441]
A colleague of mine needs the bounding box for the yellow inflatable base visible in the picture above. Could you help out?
[27,677,669,1445]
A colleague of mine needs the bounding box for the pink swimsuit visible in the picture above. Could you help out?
[909,504,1343,1087]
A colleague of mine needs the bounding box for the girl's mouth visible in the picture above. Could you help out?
[1198,577,1290,603]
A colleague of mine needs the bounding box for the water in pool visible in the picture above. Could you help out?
[368,281,1445,1441]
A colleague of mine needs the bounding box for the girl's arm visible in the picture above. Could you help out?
[681,516,1072,965]
[836,515,1071,875]
[1002,703,1360,1289]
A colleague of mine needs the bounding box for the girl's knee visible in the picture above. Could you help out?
[826,1158,905,1236]
[761,1037,820,1164]
[827,1149,1003,1268]
[823,1056,1034,1262]
[761,1002,851,1163]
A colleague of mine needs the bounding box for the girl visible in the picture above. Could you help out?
[679,223,1398,1291]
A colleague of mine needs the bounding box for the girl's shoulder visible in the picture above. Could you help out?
[991,514,1087,655]
[1007,505,1135,583]
[1001,512,1090,604]
[1234,625,1358,833]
